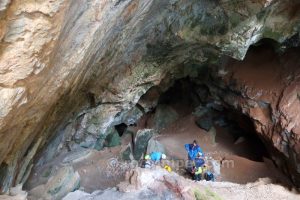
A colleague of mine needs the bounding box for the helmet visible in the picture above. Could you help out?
[164,165,172,172]
[145,155,150,160]
[161,154,167,159]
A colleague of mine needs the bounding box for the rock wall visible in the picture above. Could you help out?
[205,44,300,185]
[0,0,299,192]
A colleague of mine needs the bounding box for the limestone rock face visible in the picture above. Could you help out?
[0,0,299,192]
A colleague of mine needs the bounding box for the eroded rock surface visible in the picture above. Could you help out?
[0,0,299,193]
[63,167,300,200]
[205,45,300,186]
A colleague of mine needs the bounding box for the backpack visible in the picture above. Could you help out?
[204,171,214,181]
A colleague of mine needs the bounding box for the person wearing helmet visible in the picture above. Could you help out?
[150,152,166,164]
[164,164,172,172]
[145,154,150,160]
[142,154,153,168]
[194,166,203,181]
[195,152,205,168]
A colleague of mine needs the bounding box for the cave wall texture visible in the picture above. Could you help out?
[0,0,300,193]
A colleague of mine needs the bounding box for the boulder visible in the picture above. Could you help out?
[94,127,118,150]
[121,144,133,161]
[195,117,213,132]
[133,129,156,160]
[28,166,80,200]
[104,129,121,148]
[153,105,179,130]
[146,138,165,154]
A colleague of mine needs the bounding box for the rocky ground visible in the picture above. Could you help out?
[3,166,300,200]
[62,167,300,200]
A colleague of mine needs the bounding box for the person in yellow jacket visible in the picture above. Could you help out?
[143,154,153,169]
[194,166,203,181]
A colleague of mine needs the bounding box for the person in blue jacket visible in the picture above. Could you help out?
[185,140,203,161]
[150,152,166,164]
[194,152,205,168]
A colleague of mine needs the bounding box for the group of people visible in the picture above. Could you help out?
[185,140,214,182]
[140,140,214,182]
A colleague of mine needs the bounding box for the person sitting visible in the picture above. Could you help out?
[150,152,166,164]
[204,171,215,181]
[142,154,153,169]
[194,166,203,181]
[184,140,203,161]
[203,165,215,181]
[145,160,153,168]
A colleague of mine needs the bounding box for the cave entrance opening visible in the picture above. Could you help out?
[134,77,290,185]
[115,123,128,137]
